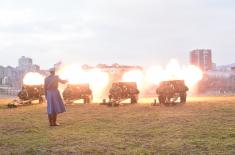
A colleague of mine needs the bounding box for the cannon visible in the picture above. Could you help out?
[108,82,139,106]
[62,84,93,104]
[156,80,189,106]
[8,85,45,108]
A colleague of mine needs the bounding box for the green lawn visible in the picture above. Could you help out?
[0,97,235,155]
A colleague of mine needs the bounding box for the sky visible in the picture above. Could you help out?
[0,0,234,69]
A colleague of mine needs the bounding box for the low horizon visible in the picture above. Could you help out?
[0,53,234,70]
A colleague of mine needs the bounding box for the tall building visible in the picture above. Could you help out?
[190,49,212,71]
[18,56,33,71]
[231,67,235,73]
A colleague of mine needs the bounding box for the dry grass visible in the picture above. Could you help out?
[0,96,235,155]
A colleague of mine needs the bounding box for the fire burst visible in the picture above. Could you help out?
[58,64,86,84]
[146,59,203,87]
[87,69,110,98]
[122,69,144,88]
[58,64,110,98]
[146,66,165,85]
[23,72,45,85]
[58,60,202,98]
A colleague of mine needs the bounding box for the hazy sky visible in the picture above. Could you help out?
[0,0,234,69]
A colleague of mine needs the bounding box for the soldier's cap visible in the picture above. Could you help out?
[49,68,55,72]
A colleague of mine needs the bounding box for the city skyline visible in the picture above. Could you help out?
[0,49,235,70]
[0,0,235,68]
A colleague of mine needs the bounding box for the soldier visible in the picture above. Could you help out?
[18,86,28,100]
[44,68,68,126]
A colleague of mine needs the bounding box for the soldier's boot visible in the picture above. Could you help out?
[52,114,60,126]
[48,114,53,126]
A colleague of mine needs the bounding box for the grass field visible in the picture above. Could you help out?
[0,97,235,155]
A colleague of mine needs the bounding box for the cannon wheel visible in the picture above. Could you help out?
[131,96,138,104]
[158,95,166,105]
[180,92,187,104]
[84,96,91,104]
